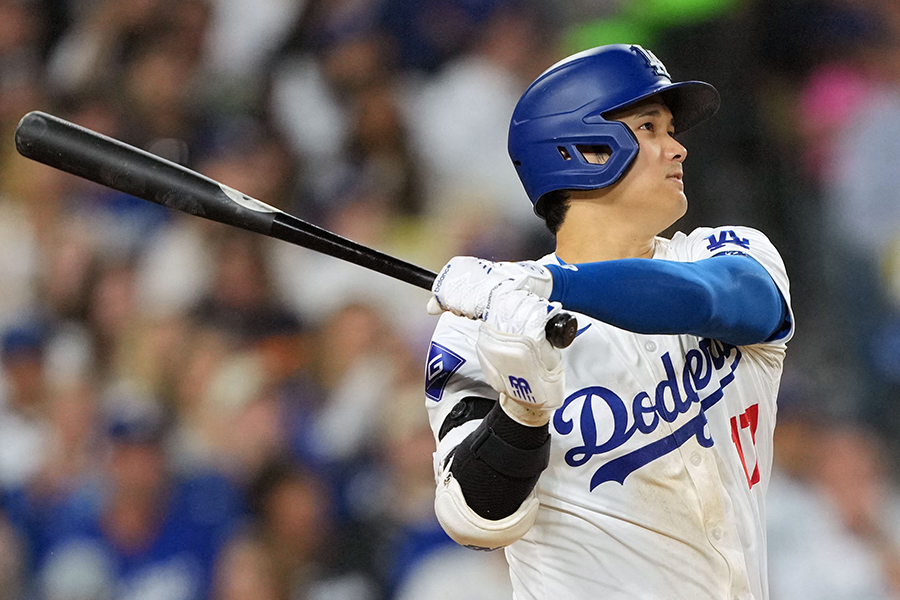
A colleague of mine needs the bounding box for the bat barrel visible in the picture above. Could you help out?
[14,111,277,235]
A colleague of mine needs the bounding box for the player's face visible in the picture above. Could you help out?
[610,99,688,231]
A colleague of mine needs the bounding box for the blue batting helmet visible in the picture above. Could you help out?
[508,44,720,216]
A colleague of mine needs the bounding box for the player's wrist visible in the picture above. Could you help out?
[518,262,553,299]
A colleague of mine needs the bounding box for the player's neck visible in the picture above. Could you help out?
[554,202,658,263]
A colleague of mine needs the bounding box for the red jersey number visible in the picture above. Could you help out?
[730,404,760,488]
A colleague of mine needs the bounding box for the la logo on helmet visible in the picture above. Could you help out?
[631,45,671,79]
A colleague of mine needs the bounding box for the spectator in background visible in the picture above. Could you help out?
[83,257,142,381]
[402,0,560,241]
[189,230,294,343]
[0,155,73,333]
[135,118,300,321]
[0,324,51,489]
[813,3,900,431]
[0,511,25,600]
[305,303,412,466]
[340,80,423,219]
[202,0,307,109]
[0,168,41,332]
[0,375,100,585]
[767,373,900,599]
[212,458,376,600]
[166,323,236,471]
[375,384,514,600]
[197,350,287,483]
[268,4,394,217]
[27,376,100,512]
[771,423,900,600]
[38,394,241,600]
[378,0,501,73]
[162,315,310,487]
[46,0,209,103]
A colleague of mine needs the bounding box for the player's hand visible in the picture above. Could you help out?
[474,289,565,427]
[427,257,553,317]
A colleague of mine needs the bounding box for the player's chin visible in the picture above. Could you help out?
[677,193,688,217]
[666,192,688,222]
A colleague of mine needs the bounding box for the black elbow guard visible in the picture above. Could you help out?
[448,402,551,520]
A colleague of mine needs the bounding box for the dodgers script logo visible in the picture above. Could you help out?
[553,339,742,489]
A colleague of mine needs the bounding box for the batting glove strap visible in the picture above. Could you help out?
[434,466,540,550]
[498,393,553,428]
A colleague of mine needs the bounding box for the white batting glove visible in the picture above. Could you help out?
[427,257,553,318]
[475,289,565,427]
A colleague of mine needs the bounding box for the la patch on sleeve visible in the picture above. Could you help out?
[705,229,750,252]
[425,342,465,402]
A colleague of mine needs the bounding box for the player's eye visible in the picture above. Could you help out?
[639,122,654,132]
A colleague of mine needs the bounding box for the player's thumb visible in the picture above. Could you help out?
[426,296,444,316]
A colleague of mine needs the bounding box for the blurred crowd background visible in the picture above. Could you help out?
[2,0,900,598]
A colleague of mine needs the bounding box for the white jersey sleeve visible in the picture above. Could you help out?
[424,314,494,459]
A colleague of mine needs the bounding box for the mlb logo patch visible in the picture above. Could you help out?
[425,342,465,402]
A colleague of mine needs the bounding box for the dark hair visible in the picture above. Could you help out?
[538,190,572,235]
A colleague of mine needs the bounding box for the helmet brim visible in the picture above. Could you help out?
[602,80,721,134]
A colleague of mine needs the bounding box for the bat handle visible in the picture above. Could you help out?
[546,312,577,349]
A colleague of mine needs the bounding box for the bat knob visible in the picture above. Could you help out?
[545,312,578,349]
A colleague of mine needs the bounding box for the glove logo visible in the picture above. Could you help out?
[508,376,535,403]
[426,342,465,402]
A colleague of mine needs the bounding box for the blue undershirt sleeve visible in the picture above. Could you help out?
[545,255,787,346]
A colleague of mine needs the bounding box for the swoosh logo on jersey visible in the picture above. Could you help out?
[574,323,592,338]
[553,338,742,488]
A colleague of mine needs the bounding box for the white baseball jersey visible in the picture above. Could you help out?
[424,226,793,600]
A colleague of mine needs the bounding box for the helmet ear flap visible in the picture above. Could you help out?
[510,116,640,207]
[559,119,640,188]
[595,118,641,185]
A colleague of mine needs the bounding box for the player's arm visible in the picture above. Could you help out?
[434,398,550,546]
[429,255,787,346]
[543,255,788,345]
[432,292,564,550]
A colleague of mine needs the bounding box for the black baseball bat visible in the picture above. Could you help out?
[14,111,577,348]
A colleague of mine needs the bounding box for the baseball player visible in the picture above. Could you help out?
[423,44,793,600]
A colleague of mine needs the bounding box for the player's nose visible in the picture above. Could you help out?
[667,136,687,162]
